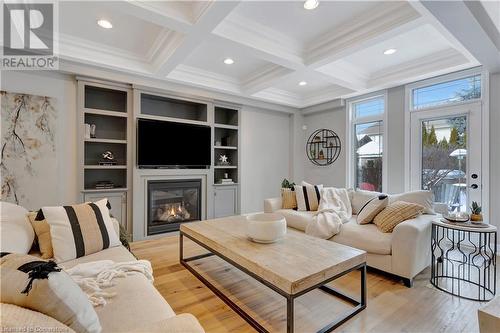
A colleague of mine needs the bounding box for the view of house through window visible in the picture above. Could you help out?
[421,116,467,211]
[355,121,383,192]
[351,96,385,192]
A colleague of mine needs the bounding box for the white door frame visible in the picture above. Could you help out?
[404,68,489,221]
[409,102,482,211]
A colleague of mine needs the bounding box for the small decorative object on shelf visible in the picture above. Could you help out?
[218,154,229,166]
[470,201,483,222]
[95,180,115,189]
[99,151,117,165]
[215,140,222,146]
[306,129,341,166]
[84,123,91,139]
[90,124,96,138]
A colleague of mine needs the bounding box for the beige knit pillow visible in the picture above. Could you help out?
[1,303,75,332]
[373,201,425,233]
[27,211,53,259]
[281,188,297,209]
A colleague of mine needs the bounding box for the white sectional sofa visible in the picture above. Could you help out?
[264,193,436,287]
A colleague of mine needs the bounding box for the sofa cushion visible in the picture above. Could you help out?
[275,209,315,231]
[389,190,435,214]
[0,202,34,254]
[59,245,136,269]
[58,246,176,332]
[128,313,205,333]
[1,303,75,332]
[331,218,392,255]
[27,211,53,259]
[294,184,323,211]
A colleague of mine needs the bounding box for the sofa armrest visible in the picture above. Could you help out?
[127,314,204,333]
[264,197,282,213]
[391,214,434,279]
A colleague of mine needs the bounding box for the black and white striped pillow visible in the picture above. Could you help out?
[294,184,323,211]
[40,199,120,263]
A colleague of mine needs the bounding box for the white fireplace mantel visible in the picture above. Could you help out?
[132,168,212,240]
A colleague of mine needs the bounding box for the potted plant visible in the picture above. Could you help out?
[470,201,483,222]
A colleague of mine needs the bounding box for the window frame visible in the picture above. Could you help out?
[408,67,483,112]
[347,91,388,192]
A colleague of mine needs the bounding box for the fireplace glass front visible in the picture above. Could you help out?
[147,179,201,235]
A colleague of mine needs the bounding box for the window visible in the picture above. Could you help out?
[350,96,385,192]
[411,74,481,110]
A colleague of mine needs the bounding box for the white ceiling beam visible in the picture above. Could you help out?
[415,0,499,72]
[305,1,422,69]
[242,65,295,95]
[154,1,241,77]
[108,0,193,34]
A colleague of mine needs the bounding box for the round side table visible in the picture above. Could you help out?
[431,219,497,301]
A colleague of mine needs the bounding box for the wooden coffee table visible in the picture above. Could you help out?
[180,216,367,333]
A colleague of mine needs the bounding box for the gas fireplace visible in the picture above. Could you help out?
[147,179,201,235]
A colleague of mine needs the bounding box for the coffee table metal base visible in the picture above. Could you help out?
[180,232,367,333]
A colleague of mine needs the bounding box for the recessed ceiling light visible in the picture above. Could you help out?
[223,58,234,65]
[383,48,397,55]
[97,19,112,29]
[299,81,307,86]
[304,0,319,10]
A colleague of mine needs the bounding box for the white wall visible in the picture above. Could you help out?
[1,71,78,208]
[386,86,406,193]
[240,106,291,213]
[301,106,347,187]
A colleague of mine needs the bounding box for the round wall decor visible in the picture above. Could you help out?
[306,129,341,166]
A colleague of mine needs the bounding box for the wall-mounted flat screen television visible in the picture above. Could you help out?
[137,119,211,168]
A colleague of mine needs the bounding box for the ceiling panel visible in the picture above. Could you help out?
[340,24,453,75]
[183,38,272,82]
[228,1,379,47]
[60,1,165,57]
[272,72,340,96]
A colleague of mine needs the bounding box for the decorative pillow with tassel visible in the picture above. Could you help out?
[0,252,101,333]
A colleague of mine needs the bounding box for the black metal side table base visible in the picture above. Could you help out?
[431,221,497,301]
[180,232,367,333]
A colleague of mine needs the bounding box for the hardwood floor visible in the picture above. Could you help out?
[131,235,498,333]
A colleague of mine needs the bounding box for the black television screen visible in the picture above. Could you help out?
[137,119,211,168]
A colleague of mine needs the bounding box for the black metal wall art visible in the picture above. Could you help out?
[306,129,341,166]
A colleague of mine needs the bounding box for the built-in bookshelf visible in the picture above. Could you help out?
[77,78,132,233]
[213,105,240,186]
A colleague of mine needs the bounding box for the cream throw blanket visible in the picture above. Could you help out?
[65,260,154,306]
[305,187,352,239]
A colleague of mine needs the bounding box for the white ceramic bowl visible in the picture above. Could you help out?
[246,213,286,243]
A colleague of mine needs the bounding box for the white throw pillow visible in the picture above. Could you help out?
[389,190,435,214]
[0,202,34,254]
[351,190,383,215]
[356,195,389,224]
[42,199,120,262]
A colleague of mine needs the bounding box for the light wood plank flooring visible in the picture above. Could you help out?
[131,235,498,333]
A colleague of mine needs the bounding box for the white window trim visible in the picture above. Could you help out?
[346,91,388,192]
[407,67,483,112]
[403,67,489,221]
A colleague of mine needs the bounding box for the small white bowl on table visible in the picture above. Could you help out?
[246,213,286,243]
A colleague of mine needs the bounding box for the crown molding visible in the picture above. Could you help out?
[252,88,302,107]
[168,65,241,94]
[148,30,185,68]
[58,33,153,75]
[368,48,471,88]
[306,2,421,68]
[242,64,294,94]
[301,86,353,108]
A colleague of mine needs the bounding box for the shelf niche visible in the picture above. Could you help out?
[85,86,127,113]
[141,93,207,122]
[84,113,127,140]
[215,106,238,126]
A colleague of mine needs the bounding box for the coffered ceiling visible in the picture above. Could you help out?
[55,1,488,108]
